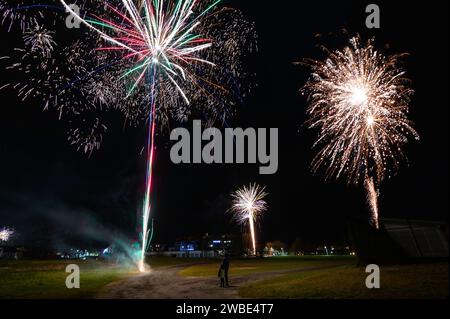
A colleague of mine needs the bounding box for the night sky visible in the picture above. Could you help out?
[0,0,448,250]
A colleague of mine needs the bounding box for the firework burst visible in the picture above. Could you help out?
[23,24,56,58]
[57,0,254,271]
[230,184,268,256]
[0,227,15,242]
[1,0,254,270]
[302,36,419,228]
[2,1,254,150]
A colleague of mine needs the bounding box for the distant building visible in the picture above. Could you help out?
[0,246,20,260]
[147,234,238,258]
[57,248,100,260]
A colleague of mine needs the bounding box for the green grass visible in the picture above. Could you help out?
[145,256,214,268]
[239,263,449,299]
[5,257,443,299]
[0,260,134,299]
[180,256,355,277]
[0,257,216,299]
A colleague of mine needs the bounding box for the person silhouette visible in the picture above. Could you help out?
[218,264,226,287]
[221,253,230,287]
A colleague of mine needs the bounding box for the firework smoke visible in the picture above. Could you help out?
[302,36,419,228]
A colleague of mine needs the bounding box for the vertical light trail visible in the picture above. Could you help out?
[248,211,257,256]
[365,177,379,229]
[139,109,156,272]
[139,70,157,273]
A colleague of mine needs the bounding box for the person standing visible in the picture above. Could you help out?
[221,253,230,287]
[218,264,226,287]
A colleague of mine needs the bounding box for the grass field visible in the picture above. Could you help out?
[146,256,214,268]
[239,262,449,299]
[1,257,447,299]
[0,259,132,299]
[179,256,355,277]
[0,257,208,299]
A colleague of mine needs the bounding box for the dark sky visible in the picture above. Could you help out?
[0,0,448,249]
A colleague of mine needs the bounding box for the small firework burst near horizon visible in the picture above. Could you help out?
[0,227,15,242]
[302,35,419,228]
[230,184,268,256]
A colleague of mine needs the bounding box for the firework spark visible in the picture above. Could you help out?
[302,36,419,228]
[0,0,38,32]
[61,0,215,101]
[230,184,268,256]
[365,177,379,229]
[0,227,14,242]
[23,24,56,58]
[68,116,108,155]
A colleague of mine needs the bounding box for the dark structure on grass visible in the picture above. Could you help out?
[348,217,449,264]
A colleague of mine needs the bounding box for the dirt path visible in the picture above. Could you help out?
[97,264,343,299]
